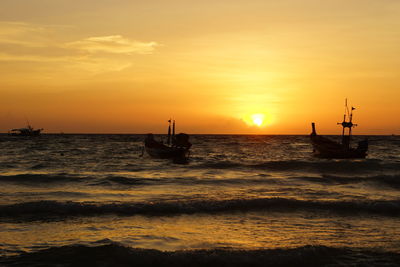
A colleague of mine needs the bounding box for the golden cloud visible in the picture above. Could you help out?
[0,22,160,73]
[0,21,51,47]
[66,35,159,55]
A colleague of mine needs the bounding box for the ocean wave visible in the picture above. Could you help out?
[1,172,399,191]
[0,174,86,184]
[1,241,399,267]
[30,163,47,170]
[98,176,276,186]
[91,176,155,186]
[196,159,400,173]
[0,173,278,187]
[1,198,399,220]
[0,174,153,187]
[293,174,400,189]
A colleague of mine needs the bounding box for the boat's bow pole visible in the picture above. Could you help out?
[311,122,317,136]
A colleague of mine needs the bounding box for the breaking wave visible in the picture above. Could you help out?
[1,241,399,267]
[1,198,399,220]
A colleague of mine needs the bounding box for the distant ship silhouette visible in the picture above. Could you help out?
[9,124,43,136]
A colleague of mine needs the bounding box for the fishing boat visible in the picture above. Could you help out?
[144,120,191,163]
[310,100,368,159]
[9,125,43,136]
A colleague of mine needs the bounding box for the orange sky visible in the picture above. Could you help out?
[0,0,399,134]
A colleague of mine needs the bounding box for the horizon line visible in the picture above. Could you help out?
[0,132,396,136]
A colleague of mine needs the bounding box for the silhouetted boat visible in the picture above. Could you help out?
[310,100,368,159]
[144,120,191,163]
[9,125,43,137]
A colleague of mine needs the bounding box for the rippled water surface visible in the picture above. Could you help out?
[0,134,399,266]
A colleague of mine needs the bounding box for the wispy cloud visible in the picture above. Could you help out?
[0,52,70,62]
[66,35,158,55]
[0,21,160,73]
[0,21,52,47]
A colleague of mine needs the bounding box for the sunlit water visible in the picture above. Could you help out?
[0,134,399,265]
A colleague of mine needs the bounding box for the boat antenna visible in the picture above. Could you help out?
[348,106,356,138]
[25,116,33,130]
[25,116,30,127]
[167,119,172,145]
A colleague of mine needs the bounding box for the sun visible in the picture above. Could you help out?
[251,114,265,127]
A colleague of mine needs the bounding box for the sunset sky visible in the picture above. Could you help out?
[0,0,399,134]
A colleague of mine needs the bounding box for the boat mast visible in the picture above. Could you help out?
[337,99,357,148]
[341,99,347,137]
[172,120,176,145]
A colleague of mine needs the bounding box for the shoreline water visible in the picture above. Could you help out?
[0,134,399,265]
[2,242,400,266]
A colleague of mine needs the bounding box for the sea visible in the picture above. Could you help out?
[0,134,399,266]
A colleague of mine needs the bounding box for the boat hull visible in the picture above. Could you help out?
[9,130,41,137]
[145,146,189,160]
[310,135,367,159]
